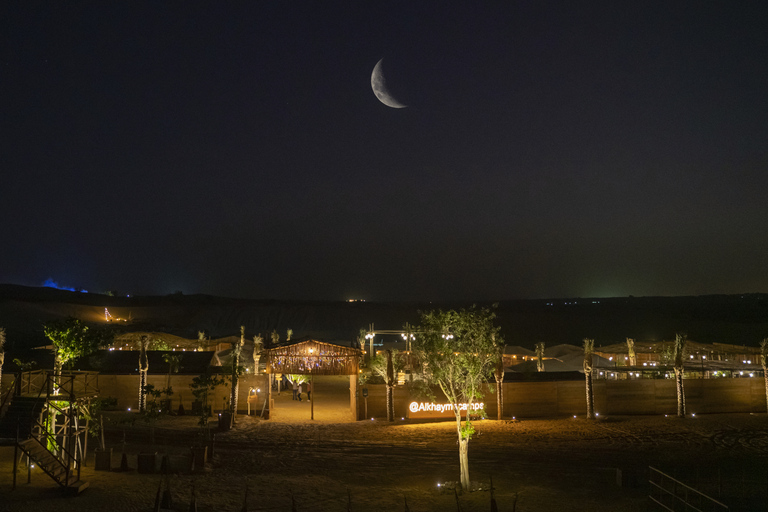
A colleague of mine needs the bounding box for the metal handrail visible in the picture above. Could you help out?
[649,466,729,512]
[26,423,78,486]
[0,375,17,415]
[32,416,79,487]
[17,369,100,397]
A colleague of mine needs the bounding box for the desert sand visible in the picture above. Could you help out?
[2,400,768,512]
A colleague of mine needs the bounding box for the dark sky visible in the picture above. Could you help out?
[1,2,767,302]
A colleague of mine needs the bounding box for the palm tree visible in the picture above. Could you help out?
[385,349,395,421]
[370,350,400,421]
[162,353,181,390]
[626,338,636,366]
[0,327,6,395]
[673,333,687,418]
[286,328,293,341]
[583,338,595,419]
[493,356,504,420]
[230,326,245,423]
[535,342,545,372]
[197,330,208,351]
[138,335,149,412]
[252,334,264,373]
[760,338,768,413]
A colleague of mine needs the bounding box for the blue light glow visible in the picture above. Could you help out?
[42,279,87,293]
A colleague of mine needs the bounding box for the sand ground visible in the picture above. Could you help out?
[2,384,768,511]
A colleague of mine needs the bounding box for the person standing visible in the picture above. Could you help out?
[297,382,303,402]
[292,379,298,400]
[306,380,312,401]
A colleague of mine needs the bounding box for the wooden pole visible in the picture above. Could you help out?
[310,375,314,421]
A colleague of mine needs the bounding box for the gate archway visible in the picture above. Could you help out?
[264,338,362,421]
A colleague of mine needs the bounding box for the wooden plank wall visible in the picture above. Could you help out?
[363,378,767,420]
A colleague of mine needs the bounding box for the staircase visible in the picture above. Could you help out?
[2,395,89,494]
[0,396,44,443]
[17,437,89,493]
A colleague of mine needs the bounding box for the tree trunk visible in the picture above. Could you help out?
[495,378,503,420]
[139,369,147,412]
[455,414,470,491]
[138,337,148,412]
[675,366,686,417]
[386,350,394,422]
[459,438,470,490]
[585,370,594,419]
[230,367,239,420]
[763,362,768,414]
[494,359,504,420]
[231,333,243,425]
[53,353,63,396]
[0,352,4,395]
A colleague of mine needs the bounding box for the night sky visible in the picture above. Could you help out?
[1,2,767,302]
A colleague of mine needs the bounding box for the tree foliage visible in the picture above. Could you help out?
[413,305,503,490]
[414,306,502,414]
[287,374,310,385]
[190,371,227,431]
[370,350,405,382]
[43,317,112,368]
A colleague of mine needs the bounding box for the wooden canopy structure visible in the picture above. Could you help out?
[264,339,361,375]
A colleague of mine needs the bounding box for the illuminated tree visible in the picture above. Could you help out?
[413,305,503,491]
[535,342,545,372]
[229,326,245,423]
[0,327,6,395]
[197,330,208,351]
[493,343,504,420]
[583,338,595,419]
[43,317,109,381]
[626,338,636,366]
[357,329,367,350]
[270,329,279,347]
[371,349,404,421]
[673,334,687,418]
[287,374,309,384]
[163,353,181,390]
[761,338,768,413]
[138,335,149,411]
[357,328,368,370]
[252,334,264,373]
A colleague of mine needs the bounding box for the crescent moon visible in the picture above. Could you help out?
[371,59,407,109]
